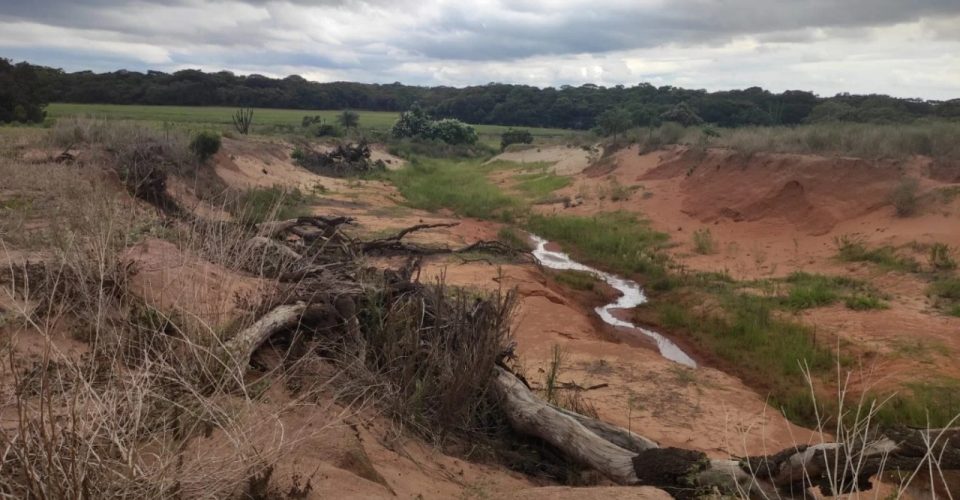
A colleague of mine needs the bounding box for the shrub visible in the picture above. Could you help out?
[692,228,715,255]
[307,122,342,137]
[189,130,221,163]
[891,177,920,217]
[500,128,534,150]
[929,277,960,301]
[431,118,478,145]
[391,105,477,145]
[337,110,360,129]
[929,243,957,271]
[391,104,433,139]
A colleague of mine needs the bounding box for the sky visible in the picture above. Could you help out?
[1,0,958,99]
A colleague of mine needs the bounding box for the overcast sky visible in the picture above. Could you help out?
[1,0,958,99]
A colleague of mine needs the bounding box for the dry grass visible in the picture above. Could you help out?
[735,363,960,498]
[0,136,349,497]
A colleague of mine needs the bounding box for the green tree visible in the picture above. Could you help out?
[595,108,632,140]
[660,102,703,127]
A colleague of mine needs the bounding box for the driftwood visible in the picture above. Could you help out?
[491,365,960,498]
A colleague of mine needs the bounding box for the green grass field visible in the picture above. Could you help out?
[46,103,574,138]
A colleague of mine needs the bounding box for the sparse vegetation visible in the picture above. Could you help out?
[929,242,957,271]
[552,269,600,291]
[231,185,312,225]
[691,228,715,255]
[891,177,920,216]
[834,234,920,272]
[844,293,890,310]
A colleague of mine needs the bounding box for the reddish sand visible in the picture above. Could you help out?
[542,145,960,394]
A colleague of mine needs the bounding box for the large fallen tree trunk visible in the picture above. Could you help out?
[491,365,960,498]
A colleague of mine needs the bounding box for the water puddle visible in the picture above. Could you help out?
[529,234,697,367]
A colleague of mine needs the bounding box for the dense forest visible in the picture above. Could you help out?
[4,58,960,128]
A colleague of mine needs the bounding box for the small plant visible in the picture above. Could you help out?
[844,294,889,310]
[929,242,957,271]
[232,107,254,135]
[692,228,715,255]
[188,130,221,163]
[891,177,919,217]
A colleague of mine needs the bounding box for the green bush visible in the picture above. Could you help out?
[431,118,478,145]
[391,104,477,145]
[500,128,534,150]
[188,131,221,163]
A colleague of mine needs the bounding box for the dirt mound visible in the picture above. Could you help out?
[637,149,905,235]
[124,238,271,329]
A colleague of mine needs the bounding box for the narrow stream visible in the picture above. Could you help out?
[530,235,697,368]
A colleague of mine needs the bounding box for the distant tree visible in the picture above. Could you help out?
[595,108,632,140]
[805,101,857,123]
[660,102,703,127]
[0,58,47,124]
[337,109,360,129]
[500,128,534,150]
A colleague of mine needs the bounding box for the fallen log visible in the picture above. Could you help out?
[491,366,960,498]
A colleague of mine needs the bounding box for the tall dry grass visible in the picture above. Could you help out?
[624,121,960,161]
[0,143,350,497]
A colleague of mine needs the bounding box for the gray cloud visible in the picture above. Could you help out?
[0,0,958,98]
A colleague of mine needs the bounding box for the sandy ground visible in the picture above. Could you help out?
[492,145,599,175]
[536,145,960,394]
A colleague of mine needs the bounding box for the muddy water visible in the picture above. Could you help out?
[530,235,697,367]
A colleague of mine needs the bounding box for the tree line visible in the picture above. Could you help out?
[3,58,959,128]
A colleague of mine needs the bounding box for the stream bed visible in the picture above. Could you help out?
[530,234,697,367]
